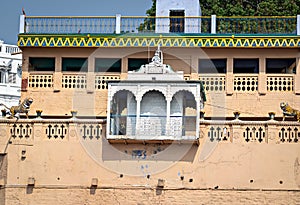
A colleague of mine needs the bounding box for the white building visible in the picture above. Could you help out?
[0,40,22,107]
[155,0,202,33]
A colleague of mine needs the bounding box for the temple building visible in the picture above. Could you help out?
[0,0,300,204]
[0,40,22,107]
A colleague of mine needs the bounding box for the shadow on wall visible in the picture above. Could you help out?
[102,140,198,162]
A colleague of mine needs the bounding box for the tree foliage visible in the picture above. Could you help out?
[146,0,300,16]
[200,0,300,16]
[146,0,156,16]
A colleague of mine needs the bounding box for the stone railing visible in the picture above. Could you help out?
[234,74,258,92]
[0,118,299,144]
[199,74,226,92]
[267,74,294,92]
[95,74,120,90]
[200,119,300,144]
[25,73,297,94]
[28,74,53,88]
[0,118,106,144]
[62,73,87,89]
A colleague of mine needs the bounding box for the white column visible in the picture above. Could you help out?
[297,15,300,36]
[258,57,266,95]
[196,85,201,139]
[106,86,112,137]
[211,15,216,34]
[166,97,171,137]
[19,15,25,33]
[135,97,141,137]
[116,14,121,34]
[4,71,8,84]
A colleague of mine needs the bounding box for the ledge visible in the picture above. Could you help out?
[18,34,300,48]
[107,138,199,145]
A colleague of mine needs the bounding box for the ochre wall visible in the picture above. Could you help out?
[20,47,300,118]
[1,124,300,204]
[4,188,300,204]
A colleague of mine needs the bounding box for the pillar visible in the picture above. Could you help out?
[226,57,233,95]
[294,57,300,94]
[258,57,267,95]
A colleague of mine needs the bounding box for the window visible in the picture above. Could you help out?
[29,57,55,72]
[170,10,185,33]
[8,73,16,84]
[199,59,227,73]
[95,58,121,73]
[233,59,259,73]
[62,58,88,72]
[128,58,150,71]
[266,58,296,74]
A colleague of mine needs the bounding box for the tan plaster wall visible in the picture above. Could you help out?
[0,118,300,203]
[5,141,300,190]
[21,47,300,117]
[4,188,300,205]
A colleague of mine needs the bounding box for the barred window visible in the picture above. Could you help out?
[8,73,16,84]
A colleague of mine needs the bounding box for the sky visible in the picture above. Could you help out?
[0,0,153,45]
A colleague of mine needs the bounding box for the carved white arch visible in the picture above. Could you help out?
[109,87,137,102]
[138,87,168,101]
[111,89,136,100]
[171,89,197,102]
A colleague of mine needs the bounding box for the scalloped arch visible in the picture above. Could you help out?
[139,88,167,100]
[172,89,196,101]
[111,89,136,100]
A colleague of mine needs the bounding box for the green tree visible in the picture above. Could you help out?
[200,0,300,16]
[144,0,300,16]
[138,0,156,31]
[146,0,156,16]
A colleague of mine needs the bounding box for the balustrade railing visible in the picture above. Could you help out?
[201,120,300,144]
[22,16,298,35]
[199,74,226,92]
[217,16,296,34]
[25,72,297,94]
[234,74,258,92]
[25,16,116,34]
[0,118,300,144]
[267,74,294,92]
[62,73,87,89]
[3,119,105,141]
[28,74,53,88]
[95,74,120,90]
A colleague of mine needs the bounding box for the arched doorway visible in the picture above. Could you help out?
[171,90,197,137]
[110,90,136,136]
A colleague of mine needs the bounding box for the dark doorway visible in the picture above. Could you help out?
[170,10,185,33]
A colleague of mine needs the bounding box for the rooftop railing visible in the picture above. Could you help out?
[20,15,300,35]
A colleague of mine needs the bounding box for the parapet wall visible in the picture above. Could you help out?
[0,118,300,203]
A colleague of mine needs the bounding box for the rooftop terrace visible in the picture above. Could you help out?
[18,15,300,48]
[20,15,300,35]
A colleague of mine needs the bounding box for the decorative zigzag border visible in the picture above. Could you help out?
[18,35,300,48]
